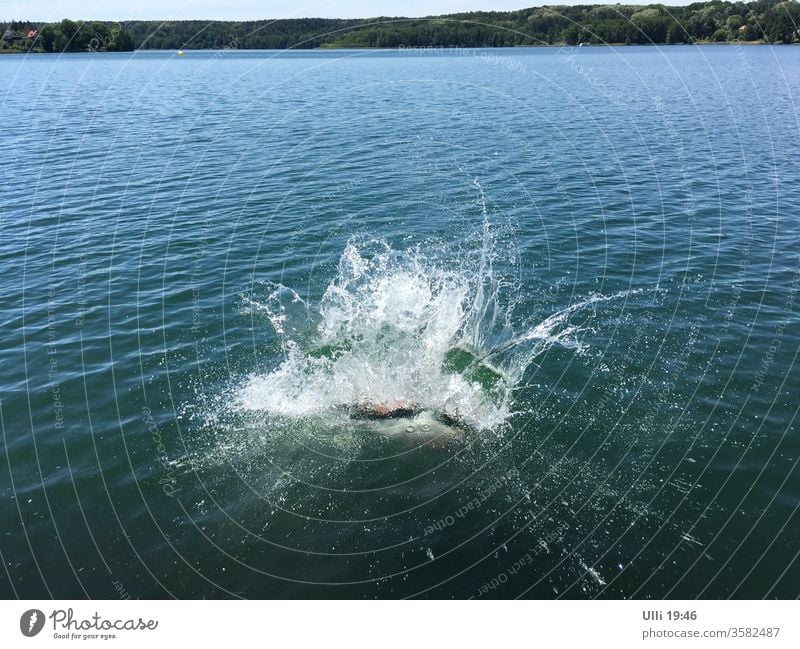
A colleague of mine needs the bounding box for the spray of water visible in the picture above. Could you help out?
[235,232,631,433]
[234,179,646,433]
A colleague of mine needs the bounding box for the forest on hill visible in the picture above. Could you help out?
[118,1,800,47]
[2,1,799,54]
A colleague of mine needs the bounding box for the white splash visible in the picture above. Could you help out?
[237,218,637,431]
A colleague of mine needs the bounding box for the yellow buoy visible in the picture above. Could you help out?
[177,50,185,56]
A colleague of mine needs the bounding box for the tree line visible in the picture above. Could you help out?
[1,19,133,52]
[120,1,800,48]
[2,1,799,53]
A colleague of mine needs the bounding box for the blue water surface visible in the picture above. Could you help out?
[1,45,799,599]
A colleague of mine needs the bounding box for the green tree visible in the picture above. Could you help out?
[763,2,800,42]
[109,29,134,51]
[40,26,56,52]
[58,19,79,50]
[56,19,93,51]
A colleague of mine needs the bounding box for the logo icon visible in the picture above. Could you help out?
[20,609,45,637]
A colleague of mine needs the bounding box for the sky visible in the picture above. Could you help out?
[3,0,691,21]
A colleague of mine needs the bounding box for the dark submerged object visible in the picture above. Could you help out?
[348,399,421,420]
[346,399,473,433]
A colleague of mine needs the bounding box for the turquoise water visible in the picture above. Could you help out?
[1,45,799,599]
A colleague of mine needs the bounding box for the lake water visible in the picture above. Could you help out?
[1,45,799,599]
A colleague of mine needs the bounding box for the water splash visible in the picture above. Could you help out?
[236,213,640,433]
[235,179,644,432]
[238,232,499,427]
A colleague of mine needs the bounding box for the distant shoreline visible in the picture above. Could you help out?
[0,40,782,55]
[2,3,798,53]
